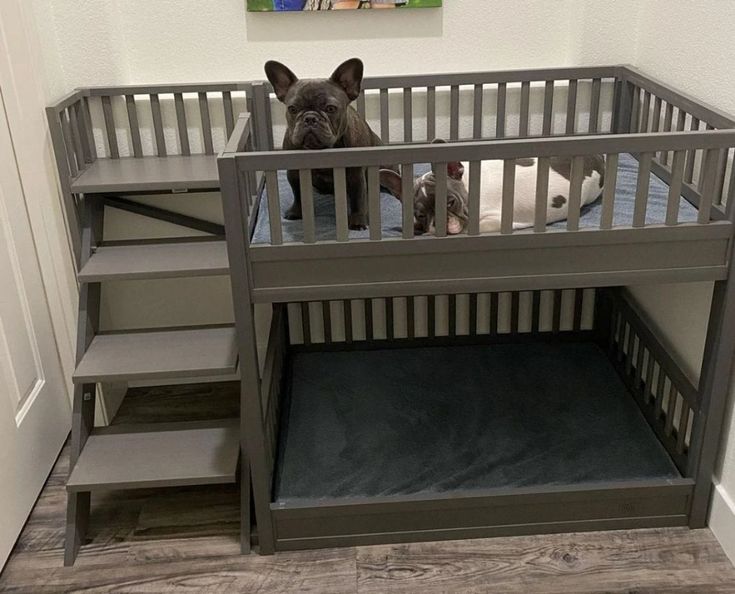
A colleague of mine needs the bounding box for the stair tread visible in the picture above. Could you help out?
[70,155,219,193]
[73,326,238,383]
[78,240,229,281]
[67,420,239,492]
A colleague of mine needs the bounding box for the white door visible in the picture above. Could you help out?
[0,84,71,567]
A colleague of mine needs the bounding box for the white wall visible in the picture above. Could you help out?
[617,0,735,563]
[30,0,735,557]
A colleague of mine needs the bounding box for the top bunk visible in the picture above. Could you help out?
[218,65,735,302]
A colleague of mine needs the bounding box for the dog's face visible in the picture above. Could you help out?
[265,58,363,150]
[380,156,469,235]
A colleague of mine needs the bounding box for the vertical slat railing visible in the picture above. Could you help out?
[223,91,235,138]
[542,81,554,136]
[534,157,550,232]
[150,94,167,157]
[81,97,97,161]
[531,290,541,333]
[365,299,374,341]
[469,293,478,335]
[67,107,85,169]
[427,295,436,337]
[125,95,143,157]
[489,292,498,335]
[697,149,718,224]
[174,93,191,156]
[301,302,311,346]
[403,88,412,143]
[519,81,530,137]
[427,86,436,140]
[473,84,484,139]
[265,171,283,245]
[629,87,641,133]
[566,156,584,231]
[72,101,93,164]
[367,166,382,241]
[684,117,700,183]
[552,289,563,333]
[450,85,460,140]
[633,152,653,227]
[334,167,349,242]
[434,165,448,237]
[380,89,390,143]
[468,160,481,236]
[299,169,316,244]
[60,111,79,177]
[101,96,119,159]
[496,83,506,139]
[600,153,618,230]
[401,163,414,239]
[510,292,519,334]
[589,78,601,133]
[386,298,395,340]
[343,300,353,343]
[406,296,415,339]
[565,79,577,135]
[323,301,332,344]
[448,294,457,337]
[661,102,674,165]
[199,92,215,155]
[651,96,662,134]
[501,159,515,234]
[666,151,686,225]
[640,91,651,133]
[356,91,366,119]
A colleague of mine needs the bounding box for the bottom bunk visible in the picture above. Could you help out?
[256,288,700,551]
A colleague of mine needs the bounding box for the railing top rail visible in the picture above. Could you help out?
[232,129,735,171]
[256,65,624,94]
[620,65,735,130]
[222,114,252,155]
[46,89,85,113]
[78,82,251,97]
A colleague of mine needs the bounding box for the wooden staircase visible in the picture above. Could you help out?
[46,85,251,565]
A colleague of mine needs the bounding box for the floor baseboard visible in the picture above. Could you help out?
[710,483,735,565]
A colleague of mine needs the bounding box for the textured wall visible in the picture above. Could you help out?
[35,0,582,90]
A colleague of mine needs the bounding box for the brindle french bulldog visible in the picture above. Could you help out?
[265,58,383,230]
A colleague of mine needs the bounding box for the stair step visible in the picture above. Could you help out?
[70,155,219,193]
[66,420,239,492]
[78,240,229,282]
[73,326,238,383]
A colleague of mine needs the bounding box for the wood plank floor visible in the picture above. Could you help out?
[2,382,735,593]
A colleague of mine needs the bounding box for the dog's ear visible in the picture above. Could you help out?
[330,58,364,102]
[430,138,464,181]
[447,162,465,180]
[265,61,298,103]
[379,169,403,200]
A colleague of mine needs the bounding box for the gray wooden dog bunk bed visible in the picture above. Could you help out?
[50,65,735,562]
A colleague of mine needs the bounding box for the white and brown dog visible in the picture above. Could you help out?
[380,143,605,235]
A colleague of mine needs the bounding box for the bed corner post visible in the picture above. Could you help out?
[613,67,635,135]
[687,215,735,528]
[593,287,614,349]
[218,152,276,554]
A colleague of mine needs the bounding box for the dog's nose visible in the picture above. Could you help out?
[304,114,318,126]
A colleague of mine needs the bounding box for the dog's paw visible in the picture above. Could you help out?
[348,214,368,231]
[284,204,303,220]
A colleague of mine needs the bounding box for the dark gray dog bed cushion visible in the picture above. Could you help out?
[274,342,680,503]
[252,153,698,244]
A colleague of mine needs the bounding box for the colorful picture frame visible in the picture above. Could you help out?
[248,0,441,12]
